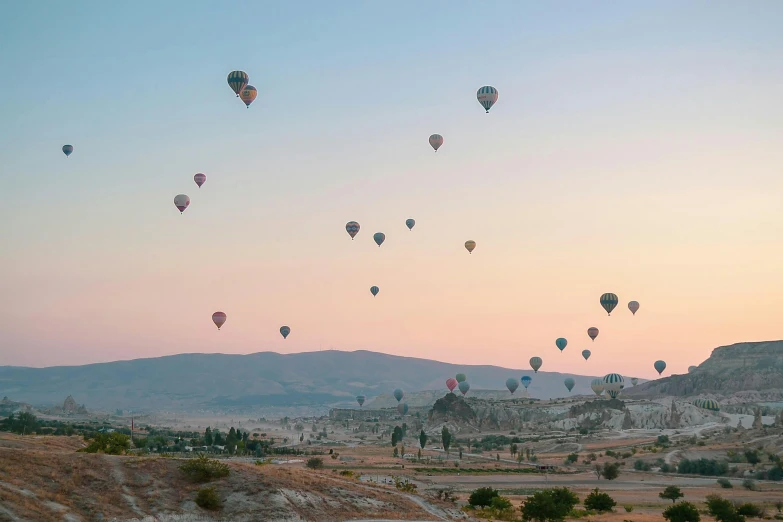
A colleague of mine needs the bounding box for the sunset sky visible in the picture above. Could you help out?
[1,1,782,379]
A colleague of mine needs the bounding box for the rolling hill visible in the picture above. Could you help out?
[0,350,603,412]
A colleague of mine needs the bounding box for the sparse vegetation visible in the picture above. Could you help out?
[742,479,757,491]
[179,454,230,482]
[520,487,579,522]
[306,457,324,469]
[469,487,500,508]
[195,486,221,510]
[663,501,701,522]
[659,485,684,503]
[717,478,733,488]
[584,488,616,512]
[80,432,130,455]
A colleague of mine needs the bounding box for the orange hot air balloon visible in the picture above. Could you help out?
[240,86,257,108]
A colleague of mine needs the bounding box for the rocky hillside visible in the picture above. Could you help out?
[626,341,783,398]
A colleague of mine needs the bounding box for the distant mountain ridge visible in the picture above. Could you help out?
[0,350,602,412]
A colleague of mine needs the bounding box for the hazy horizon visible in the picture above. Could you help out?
[1,2,782,378]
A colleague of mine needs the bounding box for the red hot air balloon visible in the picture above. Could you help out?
[446,378,457,393]
[212,312,227,330]
[587,327,599,342]
[194,173,206,188]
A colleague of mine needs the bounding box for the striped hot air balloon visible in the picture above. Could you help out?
[406,218,415,231]
[603,373,625,399]
[529,357,542,373]
[345,221,360,239]
[446,378,458,393]
[477,86,498,113]
[429,134,444,151]
[174,194,190,214]
[370,286,379,297]
[591,378,604,396]
[227,70,249,97]
[587,327,599,342]
[600,293,619,315]
[356,395,366,407]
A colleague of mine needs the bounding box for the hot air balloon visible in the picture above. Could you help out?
[477,86,498,113]
[628,301,640,315]
[582,350,591,361]
[654,360,667,375]
[373,232,385,247]
[591,378,604,396]
[693,398,720,411]
[227,70,249,97]
[587,327,599,342]
[603,373,625,399]
[393,388,404,402]
[631,378,639,386]
[62,145,73,157]
[564,378,575,392]
[406,218,415,231]
[446,378,458,393]
[465,240,476,254]
[429,134,443,151]
[240,85,257,107]
[280,326,290,339]
[174,194,190,214]
[212,311,227,330]
[556,338,567,352]
[529,357,542,373]
[458,381,470,395]
[194,173,207,188]
[370,286,379,297]
[356,395,366,407]
[506,378,519,394]
[397,402,409,415]
[600,293,619,315]
[688,365,697,373]
[521,376,532,389]
[345,221,360,239]
[455,373,467,383]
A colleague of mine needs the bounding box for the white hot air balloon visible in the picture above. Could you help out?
[174,194,190,214]
[477,86,498,113]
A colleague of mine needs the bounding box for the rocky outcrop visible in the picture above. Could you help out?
[428,393,477,424]
[668,399,681,429]
[622,408,633,429]
[63,395,77,412]
[753,408,763,429]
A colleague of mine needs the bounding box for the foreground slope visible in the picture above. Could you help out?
[0,433,435,522]
[0,349,599,410]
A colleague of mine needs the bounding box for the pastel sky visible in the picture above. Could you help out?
[1,1,782,380]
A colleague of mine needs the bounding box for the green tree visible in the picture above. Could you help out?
[305,457,323,469]
[468,487,499,508]
[0,412,39,435]
[441,426,452,455]
[603,462,620,480]
[459,447,463,459]
[419,429,428,449]
[744,450,760,465]
[565,453,578,464]
[213,431,223,445]
[663,501,701,522]
[660,486,684,503]
[584,488,616,512]
[706,494,745,522]
[179,455,230,482]
[520,487,578,522]
[81,432,131,455]
[511,443,518,457]
[393,447,399,458]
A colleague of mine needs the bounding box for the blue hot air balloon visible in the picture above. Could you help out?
[356,395,365,407]
[521,376,532,389]
[556,338,567,352]
[582,349,591,361]
[280,326,290,339]
[406,219,415,231]
[62,145,73,157]
[564,378,575,392]
[654,360,667,375]
[370,286,379,297]
[393,388,404,402]
[458,381,470,395]
[373,232,385,247]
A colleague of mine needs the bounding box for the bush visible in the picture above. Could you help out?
[661,463,673,473]
[742,479,756,491]
[624,505,634,512]
[678,458,729,476]
[179,455,230,483]
[717,478,733,488]
[565,453,579,464]
[603,462,620,480]
[736,503,763,518]
[306,457,324,469]
[80,432,131,455]
[663,501,701,522]
[584,488,616,512]
[491,495,513,512]
[195,486,221,510]
[520,487,578,522]
[706,494,745,522]
[634,459,651,471]
[469,487,499,508]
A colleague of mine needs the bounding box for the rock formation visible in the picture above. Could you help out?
[668,399,681,429]
[63,395,77,413]
[752,407,763,430]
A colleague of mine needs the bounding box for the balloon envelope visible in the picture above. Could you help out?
[446,378,458,392]
[603,373,625,399]
[464,240,476,253]
[458,381,470,395]
[455,373,467,383]
[370,286,379,296]
[356,395,365,407]
[373,232,385,247]
[521,376,532,389]
[529,357,542,373]
[280,326,290,339]
[194,173,207,188]
[591,378,604,396]
[600,293,619,315]
[62,145,73,157]
[227,70,249,96]
[477,86,498,113]
[628,301,640,315]
[240,85,257,107]
[212,311,227,330]
[556,338,567,352]
[654,360,667,375]
[582,349,591,360]
[564,378,575,392]
[587,327,599,341]
[346,221,360,239]
[506,378,519,394]
[393,388,404,402]
[429,134,444,151]
[397,402,409,415]
[406,218,415,231]
[631,378,639,386]
[174,194,190,213]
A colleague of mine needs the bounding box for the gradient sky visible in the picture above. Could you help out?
[1,1,782,379]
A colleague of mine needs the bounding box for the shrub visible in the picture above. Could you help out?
[195,486,221,510]
[603,462,620,480]
[469,487,499,508]
[179,455,230,483]
[491,495,513,511]
[520,487,578,522]
[736,503,763,518]
[634,459,651,471]
[624,505,634,512]
[706,494,745,522]
[678,458,729,476]
[80,432,131,455]
[306,457,324,469]
[659,485,684,503]
[565,453,579,464]
[661,463,673,473]
[663,501,701,522]
[584,488,616,512]
[742,479,756,491]
[717,478,733,488]
[776,501,783,513]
